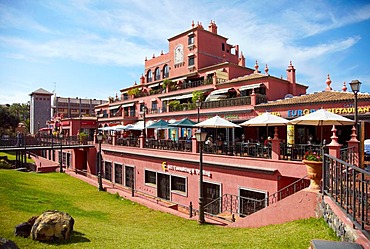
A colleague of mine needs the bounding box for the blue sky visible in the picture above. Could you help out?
[0,0,369,104]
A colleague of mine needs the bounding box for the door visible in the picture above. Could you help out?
[157,173,170,200]
[203,182,220,214]
[239,188,266,216]
[125,166,134,188]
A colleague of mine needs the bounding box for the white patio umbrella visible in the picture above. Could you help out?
[240,112,290,127]
[194,115,241,128]
[98,126,115,131]
[112,125,127,131]
[240,112,290,139]
[290,109,354,143]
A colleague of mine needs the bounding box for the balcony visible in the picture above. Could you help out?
[201,96,251,109]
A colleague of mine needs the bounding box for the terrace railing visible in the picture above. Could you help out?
[323,154,370,239]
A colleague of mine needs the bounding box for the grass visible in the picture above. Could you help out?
[0,170,339,248]
[0,151,34,163]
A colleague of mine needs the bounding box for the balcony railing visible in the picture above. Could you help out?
[202,96,251,109]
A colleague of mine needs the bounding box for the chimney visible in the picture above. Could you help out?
[238,52,245,67]
[208,20,218,34]
[286,61,297,95]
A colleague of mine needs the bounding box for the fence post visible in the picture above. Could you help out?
[347,126,359,166]
[189,202,193,218]
[327,125,341,158]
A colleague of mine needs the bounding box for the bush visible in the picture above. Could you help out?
[0,159,13,169]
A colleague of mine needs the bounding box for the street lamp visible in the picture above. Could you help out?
[59,133,64,173]
[196,98,201,123]
[97,132,104,191]
[195,129,208,224]
[349,79,362,167]
[142,105,147,140]
[349,80,361,126]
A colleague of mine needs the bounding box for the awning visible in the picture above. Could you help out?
[139,100,144,103]
[209,88,233,95]
[161,93,193,101]
[121,103,135,108]
[108,105,121,110]
[151,98,157,102]
[239,83,264,91]
[187,53,194,57]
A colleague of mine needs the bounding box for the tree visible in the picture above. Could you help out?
[0,105,20,134]
[8,102,30,132]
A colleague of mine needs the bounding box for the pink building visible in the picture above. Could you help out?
[44,21,369,218]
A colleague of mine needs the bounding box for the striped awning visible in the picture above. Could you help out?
[239,83,264,91]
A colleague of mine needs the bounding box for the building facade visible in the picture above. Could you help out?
[29,88,53,135]
[53,96,107,119]
[42,21,369,218]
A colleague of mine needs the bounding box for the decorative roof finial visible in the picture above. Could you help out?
[342,81,347,92]
[254,60,259,73]
[192,20,195,28]
[264,64,269,75]
[325,74,332,91]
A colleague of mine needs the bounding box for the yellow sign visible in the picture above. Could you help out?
[287,125,295,145]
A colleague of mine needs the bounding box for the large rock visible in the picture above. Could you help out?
[30,210,74,242]
[0,238,19,249]
[15,216,38,238]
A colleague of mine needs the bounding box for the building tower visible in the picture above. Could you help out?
[29,88,53,134]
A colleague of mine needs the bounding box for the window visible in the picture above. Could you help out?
[151,102,157,111]
[188,35,194,45]
[114,163,123,184]
[163,65,169,78]
[188,56,195,66]
[222,43,225,51]
[104,161,112,181]
[171,175,186,193]
[147,70,152,83]
[154,67,160,81]
[145,170,156,185]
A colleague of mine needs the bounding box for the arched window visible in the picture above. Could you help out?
[163,65,169,79]
[154,68,160,81]
[147,70,152,83]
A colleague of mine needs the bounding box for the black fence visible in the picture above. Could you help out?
[323,154,370,238]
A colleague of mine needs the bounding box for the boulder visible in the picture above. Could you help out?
[30,210,74,242]
[0,238,19,249]
[15,216,38,238]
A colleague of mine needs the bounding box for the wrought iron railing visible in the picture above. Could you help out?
[201,96,251,109]
[203,176,309,221]
[340,146,356,166]
[280,144,324,161]
[323,154,370,239]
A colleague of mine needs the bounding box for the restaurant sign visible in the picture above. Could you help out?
[162,162,211,177]
[287,106,370,118]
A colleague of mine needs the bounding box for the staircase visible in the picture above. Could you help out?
[203,176,310,223]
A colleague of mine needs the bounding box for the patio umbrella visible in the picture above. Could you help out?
[168,118,197,128]
[194,115,241,128]
[147,119,169,129]
[290,109,354,143]
[240,112,290,127]
[98,126,115,131]
[240,112,290,138]
[112,125,127,131]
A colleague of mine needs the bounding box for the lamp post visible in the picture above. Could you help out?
[195,129,208,224]
[59,133,64,173]
[142,105,147,140]
[196,98,201,123]
[97,132,104,191]
[349,79,362,167]
[349,80,361,126]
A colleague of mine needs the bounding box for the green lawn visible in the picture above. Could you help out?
[0,151,34,163]
[0,170,339,248]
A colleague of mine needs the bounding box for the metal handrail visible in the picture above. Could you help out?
[323,153,370,239]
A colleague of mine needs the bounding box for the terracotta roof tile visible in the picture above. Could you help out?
[256,91,370,108]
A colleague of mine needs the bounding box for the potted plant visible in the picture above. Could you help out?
[79,132,88,145]
[302,151,323,190]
